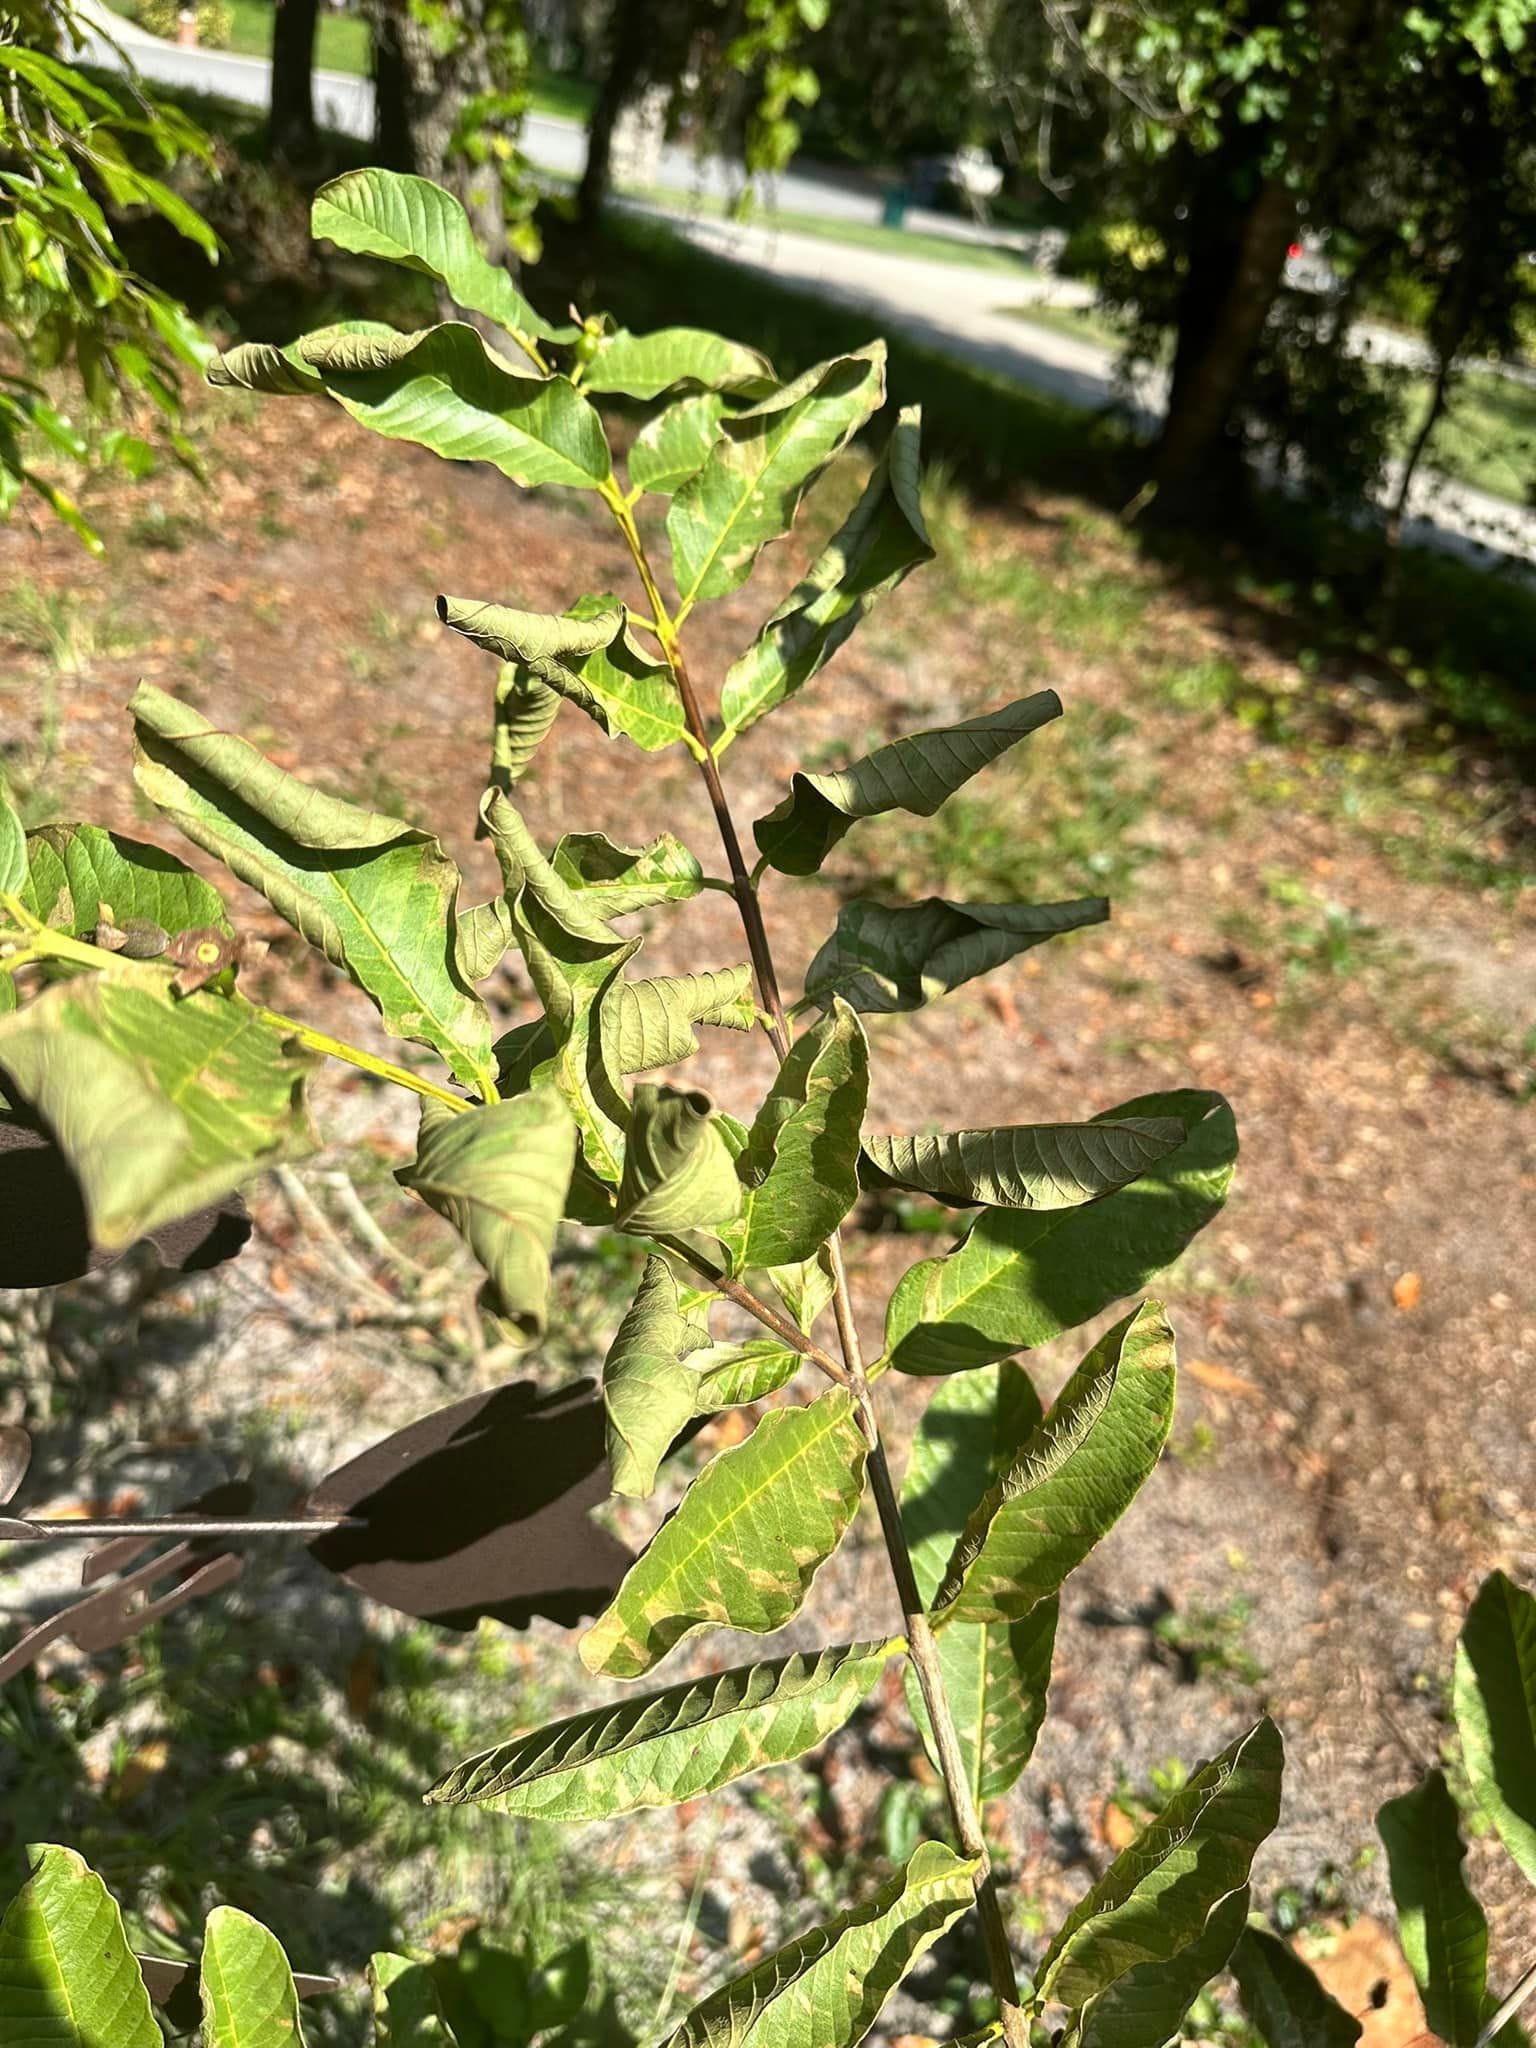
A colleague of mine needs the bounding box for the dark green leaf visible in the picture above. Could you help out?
[1229,1926,1363,2048]
[370,1952,457,2044]
[429,1639,893,1821]
[719,406,933,742]
[438,596,686,751]
[668,345,887,608]
[884,1091,1237,1375]
[0,1844,161,2046]
[1379,1771,1489,2046]
[755,693,1059,876]
[1453,1570,1536,1888]
[863,1117,1187,1210]
[583,327,772,399]
[803,895,1108,1016]
[1074,1885,1251,2048]
[603,1255,709,1497]
[935,1302,1176,1624]
[581,1387,868,1679]
[729,998,869,1268]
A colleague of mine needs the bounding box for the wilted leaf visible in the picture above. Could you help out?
[583,326,772,399]
[1453,1569,1536,1888]
[603,1255,709,1497]
[430,1639,892,1821]
[668,344,887,608]
[1230,1926,1364,2048]
[935,1303,1175,1624]
[551,831,704,915]
[730,998,868,1268]
[1379,1771,1489,2048]
[615,1083,743,1236]
[491,670,561,792]
[660,1841,975,2048]
[200,1905,306,2048]
[607,967,757,1073]
[803,895,1108,1016]
[885,1091,1236,1375]
[581,1387,868,1679]
[690,1337,802,1411]
[132,684,494,1091]
[864,1118,1186,1210]
[397,1089,576,1338]
[629,392,727,496]
[0,1844,160,2046]
[755,693,1059,877]
[719,406,933,742]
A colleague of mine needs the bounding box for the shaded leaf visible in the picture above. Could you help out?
[132,683,494,1091]
[731,998,869,1268]
[581,1387,868,1679]
[1,793,27,894]
[429,1638,892,1822]
[210,321,611,491]
[1379,1770,1489,2047]
[935,1302,1176,1624]
[1074,1885,1250,2048]
[615,1083,743,1236]
[629,392,726,496]
[0,1843,160,2046]
[803,894,1108,1016]
[1453,1570,1536,1888]
[608,966,757,1073]
[491,669,560,791]
[457,897,515,982]
[370,1952,457,2044]
[200,1905,306,2048]
[603,1255,709,1498]
[668,344,887,608]
[754,693,1059,876]
[312,168,572,362]
[863,1118,1187,1211]
[660,1841,975,2048]
[884,1091,1236,1375]
[719,406,933,741]
[550,831,704,915]
[0,978,315,1251]
[439,596,686,751]
[20,821,229,940]
[584,326,772,399]
[690,1338,802,1411]
[1037,1718,1284,2012]
[397,1089,576,1338]
[1230,1926,1363,2048]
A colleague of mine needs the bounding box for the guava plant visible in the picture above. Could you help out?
[0,169,1528,2048]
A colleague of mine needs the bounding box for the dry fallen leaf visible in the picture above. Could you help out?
[1184,1358,1261,1399]
[1392,1271,1423,1312]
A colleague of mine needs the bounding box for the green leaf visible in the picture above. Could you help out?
[312,168,572,363]
[370,1953,458,2044]
[132,684,494,1092]
[429,1639,892,1822]
[629,393,726,496]
[884,1090,1237,1375]
[0,792,25,894]
[210,322,611,491]
[200,1905,306,2048]
[1229,1926,1363,2048]
[457,898,515,982]
[1453,1570,1536,1888]
[581,1387,868,1679]
[766,1248,837,1335]
[1073,1885,1251,2048]
[864,1117,1187,1210]
[491,670,560,791]
[603,1255,709,1497]
[660,1841,975,2048]
[900,1363,1056,1802]
[583,326,772,400]
[550,831,704,915]
[935,1302,1176,1624]
[438,597,687,752]
[608,967,757,1072]
[754,693,1060,877]
[0,1844,161,2046]
[667,344,887,609]
[19,822,230,940]
[1037,1718,1284,2013]
[396,1089,576,1338]
[0,978,315,1250]
[690,1338,802,1410]
[719,406,933,742]
[615,1083,743,1235]
[1378,1771,1489,2047]
[803,895,1108,1016]
[731,998,869,1267]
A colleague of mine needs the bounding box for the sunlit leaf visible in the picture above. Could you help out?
[1230,1926,1363,2048]
[935,1303,1175,1624]
[132,684,494,1091]
[629,393,727,496]
[200,1905,306,2048]
[729,998,868,1267]
[0,792,25,895]
[1453,1569,1536,1888]
[1379,1771,1489,2047]
[581,1387,868,1679]
[583,326,772,399]
[668,344,887,608]
[608,967,757,1072]
[19,822,230,941]
[755,692,1059,876]
[603,1254,710,1497]
[0,1844,160,2046]
[429,1638,893,1822]
[550,831,704,915]
[884,1091,1236,1375]
[438,596,686,751]
[803,894,1108,1016]
[660,1841,975,2048]
[864,1117,1186,1210]
[690,1337,802,1410]
[719,406,933,741]
[615,1083,743,1235]
[397,1088,576,1338]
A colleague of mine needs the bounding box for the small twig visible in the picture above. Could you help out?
[274,1167,398,1309]
[316,1169,432,1278]
[0,1513,360,1542]
[1477,1957,1536,2048]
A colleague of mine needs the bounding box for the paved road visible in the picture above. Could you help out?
[78,6,1536,570]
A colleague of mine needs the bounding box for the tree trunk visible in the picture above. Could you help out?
[576,0,651,227]
[368,0,510,268]
[269,0,320,156]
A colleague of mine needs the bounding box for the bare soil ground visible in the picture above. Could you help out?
[1,388,1532,2036]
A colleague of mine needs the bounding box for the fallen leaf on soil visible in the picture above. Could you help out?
[115,1741,170,1802]
[1184,1358,1260,1398]
[1303,1916,1424,2048]
[1392,1271,1423,1311]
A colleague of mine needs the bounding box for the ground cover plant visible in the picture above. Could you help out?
[0,169,1532,2044]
